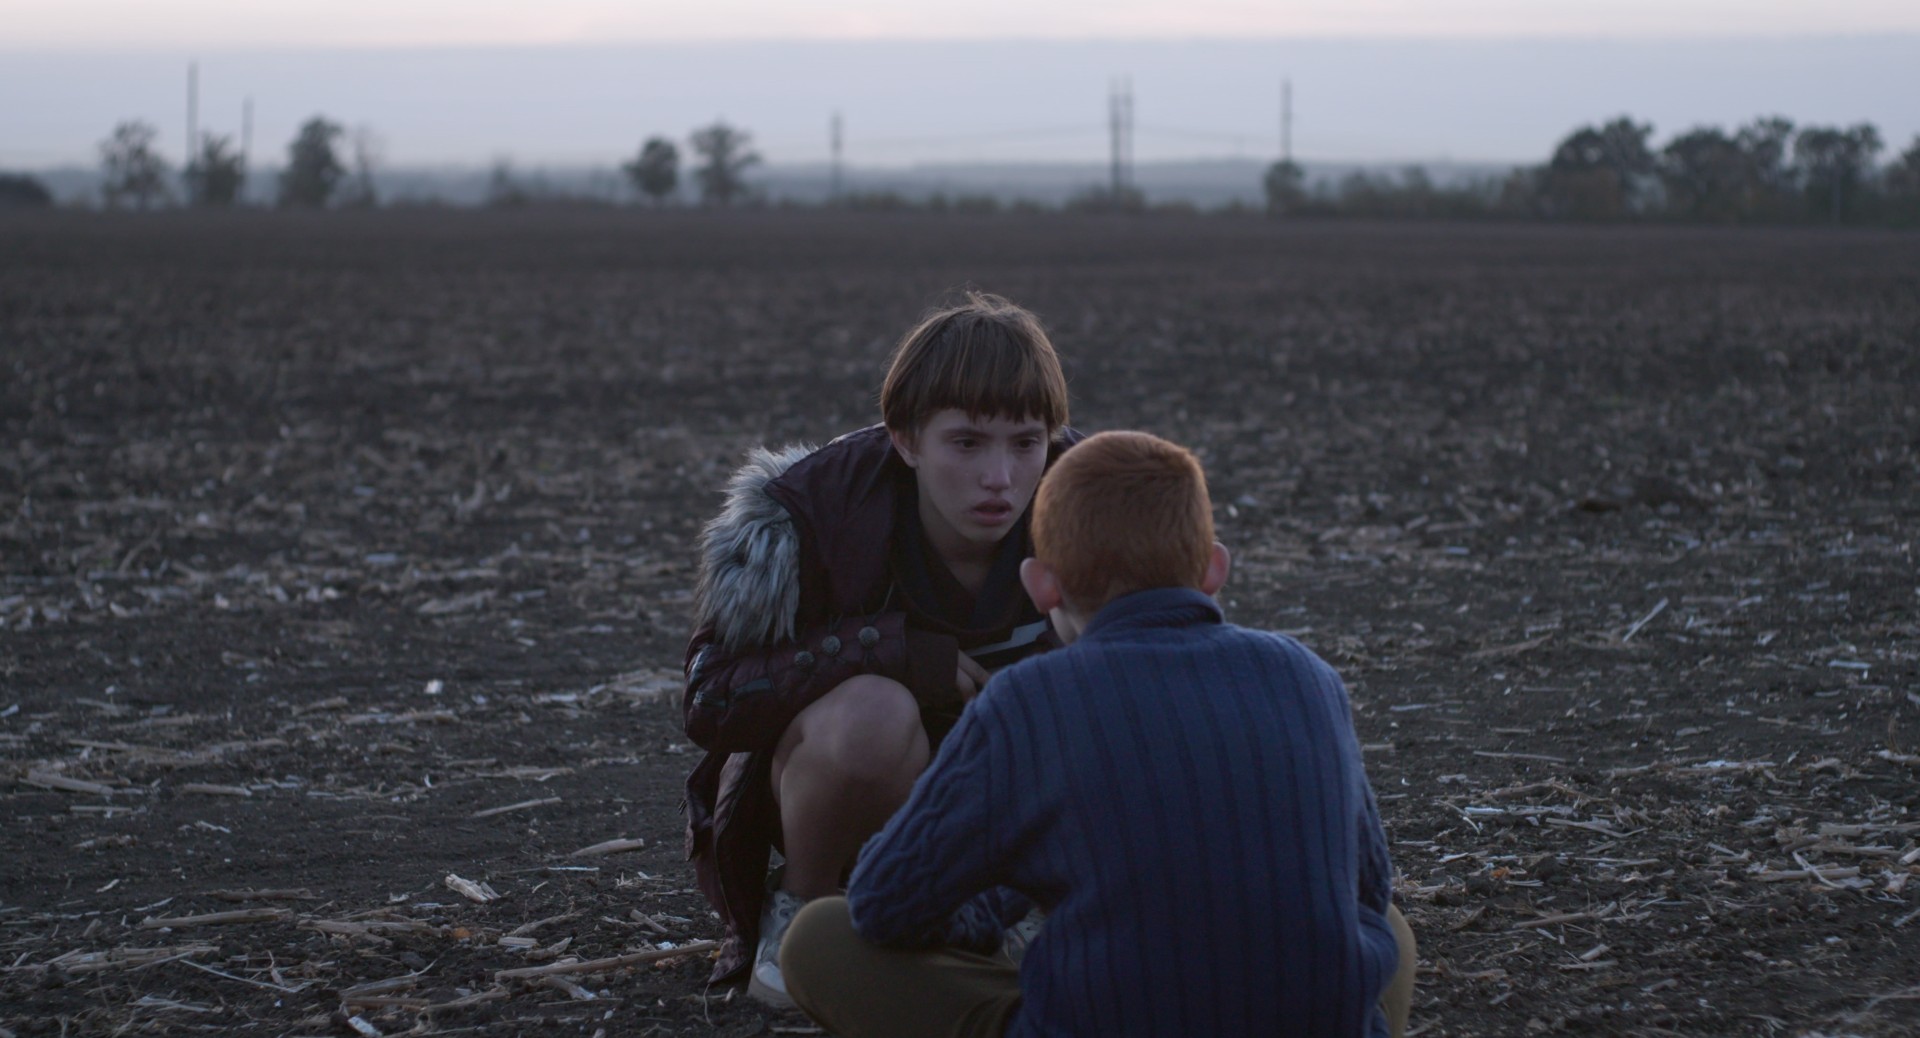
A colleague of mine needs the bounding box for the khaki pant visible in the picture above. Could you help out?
[782,896,1418,1038]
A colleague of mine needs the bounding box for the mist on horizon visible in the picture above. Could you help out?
[4,36,1915,176]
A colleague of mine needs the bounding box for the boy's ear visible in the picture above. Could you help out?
[888,426,920,468]
[1019,557,1064,615]
[1200,541,1231,596]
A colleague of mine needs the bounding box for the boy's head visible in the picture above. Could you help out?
[1021,431,1229,636]
[880,292,1068,439]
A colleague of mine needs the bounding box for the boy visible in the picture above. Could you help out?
[682,293,1081,1004]
[780,431,1418,1037]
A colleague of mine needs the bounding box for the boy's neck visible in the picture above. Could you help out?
[1049,605,1092,645]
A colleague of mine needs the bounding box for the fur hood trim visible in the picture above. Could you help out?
[695,443,816,654]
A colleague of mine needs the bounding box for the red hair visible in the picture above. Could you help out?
[1031,431,1214,612]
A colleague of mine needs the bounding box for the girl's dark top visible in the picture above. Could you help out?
[680,423,1080,984]
[889,473,1049,745]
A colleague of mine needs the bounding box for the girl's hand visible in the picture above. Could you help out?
[956,653,991,702]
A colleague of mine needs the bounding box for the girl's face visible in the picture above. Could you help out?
[892,409,1050,564]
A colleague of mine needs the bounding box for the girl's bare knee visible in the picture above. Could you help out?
[803,676,926,785]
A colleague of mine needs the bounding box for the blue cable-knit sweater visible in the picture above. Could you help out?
[846,586,1401,1038]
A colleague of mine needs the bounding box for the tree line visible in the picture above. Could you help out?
[2,110,1916,225]
[0,116,765,211]
[1265,115,1920,226]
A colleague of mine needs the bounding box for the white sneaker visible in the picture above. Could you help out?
[747,888,807,1008]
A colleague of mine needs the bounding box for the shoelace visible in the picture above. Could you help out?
[759,896,801,962]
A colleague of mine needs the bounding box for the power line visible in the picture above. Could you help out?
[864,121,1272,151]
[854,124,1104,149]
[186,61,198,157]
[1134,123,1257,144]
[813,80,1287,169]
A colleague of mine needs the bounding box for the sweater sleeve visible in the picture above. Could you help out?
[1333,664,1394,916]
[1356,779,1394,916]
[844,690,1026,950]
[1309,646,1395,915]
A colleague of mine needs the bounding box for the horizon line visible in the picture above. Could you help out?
[12,155,1539,174]
[8,30,1920,55]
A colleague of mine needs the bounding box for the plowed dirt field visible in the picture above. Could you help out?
[3,211,1917,1036]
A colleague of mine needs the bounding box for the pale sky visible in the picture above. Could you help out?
[7,0,1920,48]
[4,4,1916,170]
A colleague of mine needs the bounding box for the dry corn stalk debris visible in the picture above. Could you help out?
[444,875,503,903]
[5,214,1918,1038]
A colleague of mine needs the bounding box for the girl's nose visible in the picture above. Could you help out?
[982,452,1012,489]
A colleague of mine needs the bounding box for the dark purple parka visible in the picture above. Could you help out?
[681,423,1079,984]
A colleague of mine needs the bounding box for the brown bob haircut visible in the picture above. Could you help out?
[880,293,1069,436]
[1031,430,1215,612]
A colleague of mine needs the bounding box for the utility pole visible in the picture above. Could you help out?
[187,61,199,157]
[1108,77,1133,198]
[830,111,843,202]
[184,61,200,204]
[240,96,254,206]
[1281,77,1292,163]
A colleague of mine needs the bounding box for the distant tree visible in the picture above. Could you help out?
[1308,166,1492,220]
[278,116,346,209]
[1794,123,1883,224]
[1544,116,1656,220]
[1335,170,1395,217]
[183,133,246,207]
[1262,159,1306,216]
[1063,185,1145,214]
[1396,165,1436,210]
[340,125,383,208]
[1494,166,1551,218]
[486,159,531,208]
[951,193,1001,216]
[99,120,171,210]
[689,122,761,207]
[0,172,54,209]
[623,137,679,206]
[843,189,914,213]
[1660,127,1746,222]
[1885,136,1920,225]
[1733,116,1797,219]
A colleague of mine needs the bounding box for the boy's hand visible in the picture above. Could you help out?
[956,653,991,702]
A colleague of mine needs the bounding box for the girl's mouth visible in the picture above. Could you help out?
[971,501,1014,524]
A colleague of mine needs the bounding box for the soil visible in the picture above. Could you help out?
[2,210,1918,1037]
